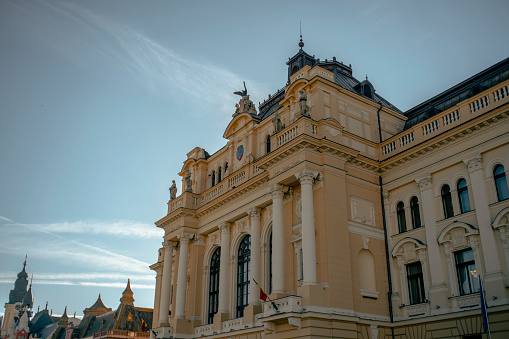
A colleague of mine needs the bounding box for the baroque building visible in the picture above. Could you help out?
[150,40,509,338]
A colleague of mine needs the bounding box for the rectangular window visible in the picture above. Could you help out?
[407,262,425,305]
[455,249,480,295]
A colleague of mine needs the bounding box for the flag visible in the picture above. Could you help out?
[253,279,278,311]
[260,288,268,301]
[479,275,489,334]
[141,318,147,332]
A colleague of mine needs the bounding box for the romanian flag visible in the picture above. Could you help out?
[260,287,268,301]
[253,279,278,311]
[141,318,148,332]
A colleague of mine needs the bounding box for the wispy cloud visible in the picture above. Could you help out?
[0,215,13,223]
[39,2,267,116]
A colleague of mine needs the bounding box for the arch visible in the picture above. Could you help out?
[358,249,376,292]
[434,179,453,197]
[484,158,506,179]
[391,237,426,257]
[438,222,478,243]
[207,247,221,324]
[236,235,251,318]
[211,171,216,187]
[493,206,509,228]
[397,201,407,233]
[217,167,222,183]
[224,162,229,176]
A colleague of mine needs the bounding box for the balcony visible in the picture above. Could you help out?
[262,295,302,316]
[92,330,149,339]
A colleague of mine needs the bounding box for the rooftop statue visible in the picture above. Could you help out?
[272,108,284,134]
[234,82,257,115]
[184,169,193,193]
[299,90,310,117]
[169,180,177,200]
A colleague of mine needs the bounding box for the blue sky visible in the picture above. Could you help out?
[1,0,508,317]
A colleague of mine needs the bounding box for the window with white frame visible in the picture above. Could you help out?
[208,248,220,324]
[236,235,251,318]
[494,164,509,201]
[457,179,471,213]
[397,202,407,233]
[410,197,421,229]
[441,185,454,219]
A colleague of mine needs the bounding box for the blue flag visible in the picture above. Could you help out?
[479,275,489,333]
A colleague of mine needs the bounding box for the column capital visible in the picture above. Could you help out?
[415,174,432,191]
[463,154,483,173]
[162,240,174,249]
[247,207,261,220]
[268,184,284,198]
[177,232,192,243]
[191,234,205,247]
[218,221,230,233]
[295,168,319,185]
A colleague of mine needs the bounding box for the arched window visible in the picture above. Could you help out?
[224,163,228,176]
[494,165,509,201]
[266,135,271,154]
[457,179,471,213]
[236,235,251,318]
[292,65,299,75]
[211,171,215,187]
[208,248,221,324]
[268,232,272,294]
[441,185,454,219]
[217,167,222,183]
[410,197,421,229]
[397,202,407,233]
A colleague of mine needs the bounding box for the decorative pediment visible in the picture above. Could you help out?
[391,237,426,263]
[438,222,478,249]
[223,113,258,140]
[493,206,509,228]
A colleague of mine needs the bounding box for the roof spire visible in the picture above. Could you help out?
[24,254,27,268]
[299,22,304,49]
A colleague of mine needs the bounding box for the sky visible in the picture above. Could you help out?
[1,0,509,318]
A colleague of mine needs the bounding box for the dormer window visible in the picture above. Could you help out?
[292,65,299,75]
[363,85,372,99]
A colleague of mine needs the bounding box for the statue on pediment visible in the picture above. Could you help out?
[298,90,310,117]
[234,82,257,115]
[169,180,177,200]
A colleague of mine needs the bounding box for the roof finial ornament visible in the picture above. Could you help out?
[299,22,304,49]
[24,254,27,268]
[366,74,368,80]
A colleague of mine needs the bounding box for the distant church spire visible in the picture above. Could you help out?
[120,279,135,306]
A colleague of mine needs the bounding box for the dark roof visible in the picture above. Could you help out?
[89,295,107,310]
[403,57,509,130]
[29,310,54,334]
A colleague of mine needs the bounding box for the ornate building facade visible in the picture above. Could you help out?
[150,41,509,338]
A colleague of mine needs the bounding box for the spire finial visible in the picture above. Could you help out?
[45,301,48,310]
[299,22,304,49]
[366,74,368,81]
[24,254,27,268]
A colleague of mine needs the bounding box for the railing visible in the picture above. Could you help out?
[469,95,490,113]
[262,296,302,316]
[382,141,397,155]
[93,330,149,339]
[443,110,460,126]
[399,132,414,147]
[222,318,244,331]
[229,171,245,187]
[169,196,182,212]
[422,119,439,135]
[278,126,299,146]
[380,80,509,160]
[493,84,509,102]
[194,324,213,336]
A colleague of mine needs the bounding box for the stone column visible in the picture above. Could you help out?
[415,175,445,287]
[463,155,502,274]
[175,233,191,319]
[269,184,285,293]
[464,155,506,304]
[158,241,174,325]
[296,169,317,286]
[217,222,231,314]
[248,207,261,306]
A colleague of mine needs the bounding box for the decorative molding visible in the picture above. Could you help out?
[247,207,261,220]
[363,236,370,250]
[415,174,432,191]
[218,222,230,233]
[350,196,375,226]
[295,168,318,185]
[192,234,205,247]
[177,232,191,243]
[348,221,384,240]
[268,184,284,199]
[463,154,483,172]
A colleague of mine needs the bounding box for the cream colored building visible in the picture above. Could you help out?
[150,42,509,338]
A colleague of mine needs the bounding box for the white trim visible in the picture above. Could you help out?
[348,221,384,240]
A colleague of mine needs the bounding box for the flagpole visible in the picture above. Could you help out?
[478,274,491,339]
[253,279,279,312]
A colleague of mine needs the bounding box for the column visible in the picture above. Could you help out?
[217,222,230,314]
[158,241,174,324]
[415,175,445,287]
[269,184,285,293]
[248,207,261,306]
[175,232,191,319]
[463,155,503,274]
[296,169,317,286]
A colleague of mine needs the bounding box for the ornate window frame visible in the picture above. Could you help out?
[229,226,251,319]
[201,234,221,323]
[493,207,509,275]
[437,222,481,298]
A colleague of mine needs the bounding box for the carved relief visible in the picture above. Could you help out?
[415,174,432,191]
[463,154,483,172]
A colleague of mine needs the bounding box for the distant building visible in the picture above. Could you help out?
[150,39,509,338]
[2,267,152,339]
